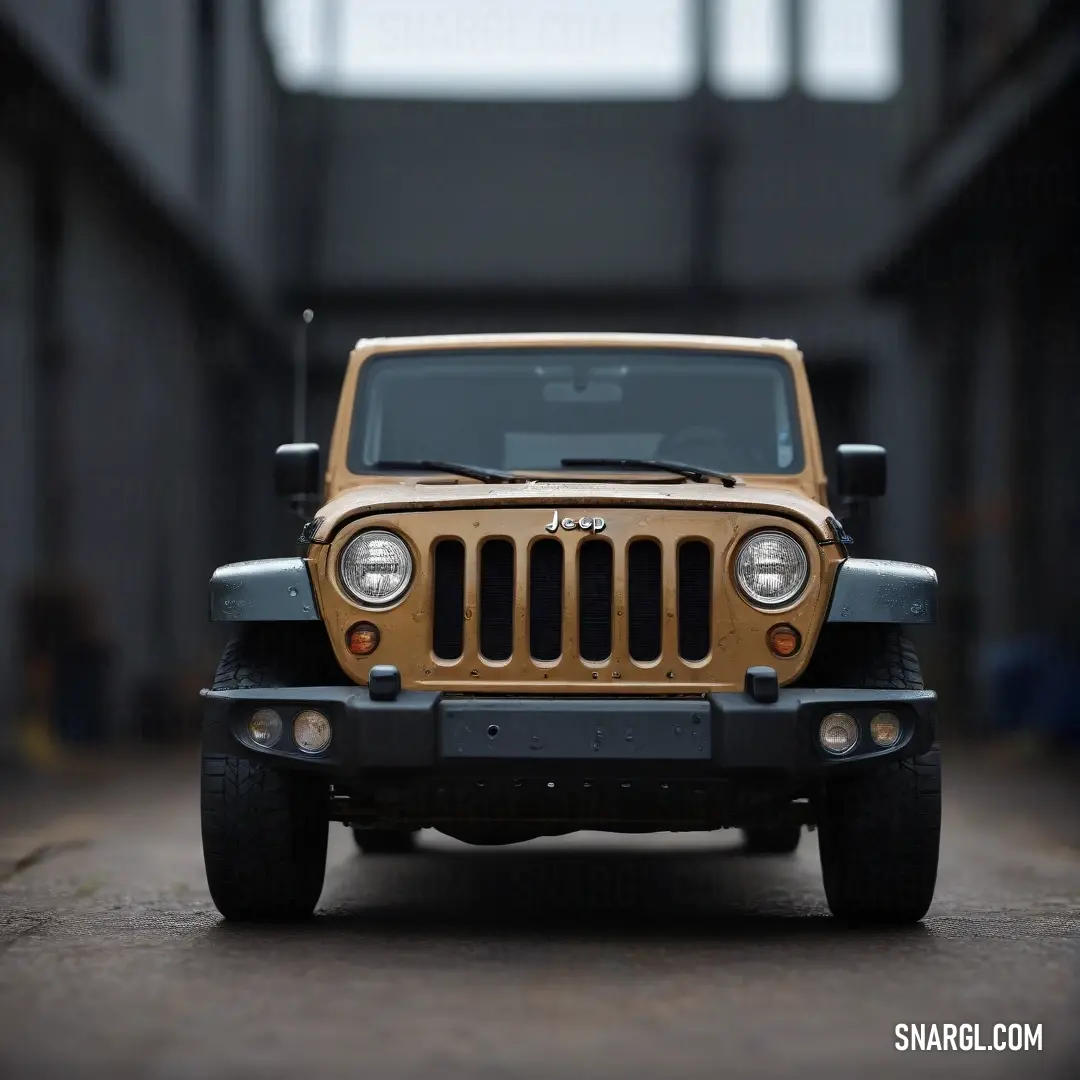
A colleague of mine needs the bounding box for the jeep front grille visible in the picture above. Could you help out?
[432,539,465,659]
[431,533,714,666]
[627,539,662,662]
[678,541,712,661]
[479,539,514,661]
[528,538,562,661]
[578,540,614,662]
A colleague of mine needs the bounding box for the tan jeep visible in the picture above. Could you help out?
[201,333,940,923]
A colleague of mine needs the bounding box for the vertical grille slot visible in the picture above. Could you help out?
[678,541,712,662]
[432,539,465,659]
[628,540,662,662]
[479,539,514,661]
[529,539,563,660]
[579,540,613,662]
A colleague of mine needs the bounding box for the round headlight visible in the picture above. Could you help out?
[820,712,859,755]
[734,531,809,607]
[339,529,413,607]
[870,711,902,748]
[293,709,332,754]
[248,708,282,747]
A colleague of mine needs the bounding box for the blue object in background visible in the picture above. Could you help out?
[980,636,1080,746]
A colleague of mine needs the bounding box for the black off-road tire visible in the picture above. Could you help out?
[201,624,344,921]
[351,827,419,855]
[808,626,941,924]
[741,823,802,855]
[202,756,329,920]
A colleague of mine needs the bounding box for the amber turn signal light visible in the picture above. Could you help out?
[346,621,381,656]
[766,624,801,658]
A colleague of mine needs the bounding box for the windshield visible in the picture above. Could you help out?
[348,347,803,476]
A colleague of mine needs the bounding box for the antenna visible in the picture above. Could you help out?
[293,308,314,443]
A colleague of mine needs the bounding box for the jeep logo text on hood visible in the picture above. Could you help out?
[545,511,606,534]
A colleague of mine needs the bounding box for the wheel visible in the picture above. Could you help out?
[808,626,941,924]
[201,625,344,921]
[351,827,418,854]
[817,745,940,924]
[202,755,329,921]
[741,823,802,854]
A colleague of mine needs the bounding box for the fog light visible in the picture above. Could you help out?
[293,709,332,754]
[767,624,801,658]
[820,712,859,755]
[346,620,381,656]
[870,711,902,748]
[248,708,282,747]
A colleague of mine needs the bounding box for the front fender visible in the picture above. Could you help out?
[209,559,320,622]
[825,558,937,625]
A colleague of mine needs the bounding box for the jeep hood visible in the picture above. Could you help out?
[309,480,835,544]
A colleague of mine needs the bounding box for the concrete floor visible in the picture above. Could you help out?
[0,745,1078,1080]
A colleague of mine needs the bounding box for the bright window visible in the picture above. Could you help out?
[262,0,899,102]
[709,0,790,99]
[262,0,324,89]
[800,0,899,100]
[263,0,696,99]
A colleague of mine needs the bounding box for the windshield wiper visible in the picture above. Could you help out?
[560,458,739,488]
[373,459,526,484]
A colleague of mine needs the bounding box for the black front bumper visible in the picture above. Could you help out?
[201,682,936,780]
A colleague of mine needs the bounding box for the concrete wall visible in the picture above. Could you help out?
[717,98,901,291]
[0,0,280,291]
[875,45,1080,730]
[0,1,289,747]
[41,162,298,737]
[279,93,901,293]
[0,140,36,756]
[58,173,205,727]
[218,0,280,294]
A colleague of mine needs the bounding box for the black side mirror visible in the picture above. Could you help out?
[836,444,886,500]
[275,442,321,500]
